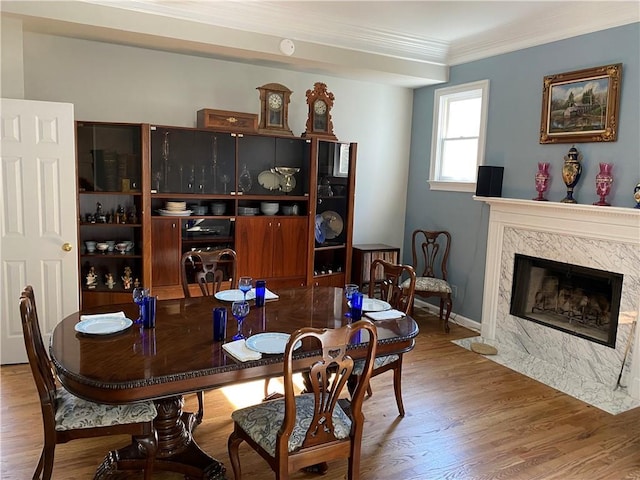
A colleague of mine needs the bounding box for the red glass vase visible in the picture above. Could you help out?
[533,162,550,201]
[594,162,613,206]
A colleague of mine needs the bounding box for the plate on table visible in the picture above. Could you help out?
[320,211,343,239]
[362,298,391,312]
[75,316,133,335]
[245,332,302,354]
[214,289,246,302]
[157,209,193,217]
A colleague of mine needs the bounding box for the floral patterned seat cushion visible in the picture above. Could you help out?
[55,388,157,431]
[403,277,451,293]
[231,393,352,457]
[352,354,399,375]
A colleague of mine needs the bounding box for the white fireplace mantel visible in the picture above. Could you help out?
[474,196,640,407]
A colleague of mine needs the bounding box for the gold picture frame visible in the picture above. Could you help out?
[539,63,622,144]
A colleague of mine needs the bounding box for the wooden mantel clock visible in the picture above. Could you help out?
[303,82,337,140]
[257,83,293,136]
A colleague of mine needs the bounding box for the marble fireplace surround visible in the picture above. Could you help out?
[462,197,640,414]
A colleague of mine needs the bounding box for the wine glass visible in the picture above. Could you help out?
[344,284,359,318]
[132,287,149,324]
[239,276,253,301]
[231,301,249,340]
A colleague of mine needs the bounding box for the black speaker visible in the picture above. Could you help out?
[476,166,504,197]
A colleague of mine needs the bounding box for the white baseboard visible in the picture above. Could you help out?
[413,299,481,333]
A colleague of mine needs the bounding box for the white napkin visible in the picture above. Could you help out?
[365,309,406,321]
[247,288,279,301]
[80,311,126,322]
[222,340,262,362]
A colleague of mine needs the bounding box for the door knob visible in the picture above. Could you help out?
[62,242,73,252]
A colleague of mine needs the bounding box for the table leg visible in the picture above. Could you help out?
[95,395,226,480]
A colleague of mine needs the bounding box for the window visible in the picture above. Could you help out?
[429,80,489,192]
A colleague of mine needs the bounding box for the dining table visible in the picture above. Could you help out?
[50,285,420,479]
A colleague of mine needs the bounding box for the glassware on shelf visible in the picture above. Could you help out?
[231,300,249,340]
[221,174,230,194]
[273,166,300,193]
[239,164,252,192]
[162,131,170,191]
[187,165,195,193]
[211,136,218,194]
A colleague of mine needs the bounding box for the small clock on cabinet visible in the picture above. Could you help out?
[303,82,337,140]
[257,83,293,136]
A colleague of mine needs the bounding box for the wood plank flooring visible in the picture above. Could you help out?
[2,309,639,479]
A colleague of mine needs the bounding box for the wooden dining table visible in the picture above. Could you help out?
[50,286,420,479]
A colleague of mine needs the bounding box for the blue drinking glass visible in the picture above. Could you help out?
[231,301,249,340]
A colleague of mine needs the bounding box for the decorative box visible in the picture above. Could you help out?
[197,109,258,133]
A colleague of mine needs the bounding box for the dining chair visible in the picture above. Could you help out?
[349,259,416,417]
[227,319,378,480]
[180,248,237,298]
[180,248,238,422]
[19,286,157,480]
[404,229,453,333]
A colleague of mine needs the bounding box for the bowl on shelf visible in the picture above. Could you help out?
[106,240,116,252]
[210,202,226,216]
[115,242,128,254]
[260,202,279,215]
[96,242,109,254]
[85,241,96,253]
[189,205,208,215]
[238,206,260,216]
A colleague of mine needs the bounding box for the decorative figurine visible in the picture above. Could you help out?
[561,145,583,203]
[122,266,133,290]
[118,204,126,224]
[129,204,138,224]
[95,202,107,223]
[105,273,116,289]
[594,163,613,206]
[533,162,550,201]
[634,182,640,209]
[86,266,98,289]
[133,277,141,289]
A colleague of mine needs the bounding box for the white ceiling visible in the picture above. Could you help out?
[2,1,638,87]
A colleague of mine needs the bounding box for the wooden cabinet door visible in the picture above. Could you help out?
[272,217,308,278]
[151,218,181,286]
[235,217,273,279]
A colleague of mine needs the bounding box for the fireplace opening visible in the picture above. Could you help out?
[510,254,623,348]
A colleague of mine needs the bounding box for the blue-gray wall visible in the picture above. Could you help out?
[406,23,640,324]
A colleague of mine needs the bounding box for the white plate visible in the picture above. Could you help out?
[158,209,192,217]
[245,332,302,354]
[362,298,392,312]
[215,289,251,302]
[320,211,343,239]
[75,316,133,335]
[258,170,281,190]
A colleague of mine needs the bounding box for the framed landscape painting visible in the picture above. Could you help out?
[539,63,622,144]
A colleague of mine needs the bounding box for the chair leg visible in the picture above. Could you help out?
[32,448,45,480]
[392,359,405,417]
[442,295,452,333]
[227,428,243,480]
[196,391,204,424]
[41,443,55,480]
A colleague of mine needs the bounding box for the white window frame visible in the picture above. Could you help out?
[428,79,490,192]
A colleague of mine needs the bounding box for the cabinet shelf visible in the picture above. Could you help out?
[315,244,346,251]
[80,223,142,227]
[81,253,142,259]
[79,190,142,196]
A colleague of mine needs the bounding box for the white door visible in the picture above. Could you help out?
[1,98,79,364]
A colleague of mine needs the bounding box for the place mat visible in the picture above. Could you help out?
[470,342,498,355]
[222,339,262,362]
[79,311,126,322]
[365,309,406,321]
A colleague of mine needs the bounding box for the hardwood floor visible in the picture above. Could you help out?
[2,309,640,479]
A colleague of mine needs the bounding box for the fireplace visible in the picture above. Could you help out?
[510,254,623,348]
[466,197,640,414]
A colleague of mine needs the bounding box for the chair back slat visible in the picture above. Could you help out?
[19,287,57,407]
[368,259,416,315]
[180,248,237,297]
[411,230,451,281]
[278,320,377,455]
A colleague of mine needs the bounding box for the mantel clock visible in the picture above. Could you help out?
[303,82,337,140]
[257,83,293,136]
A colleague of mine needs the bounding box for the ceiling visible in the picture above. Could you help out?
[2,1,638,88]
